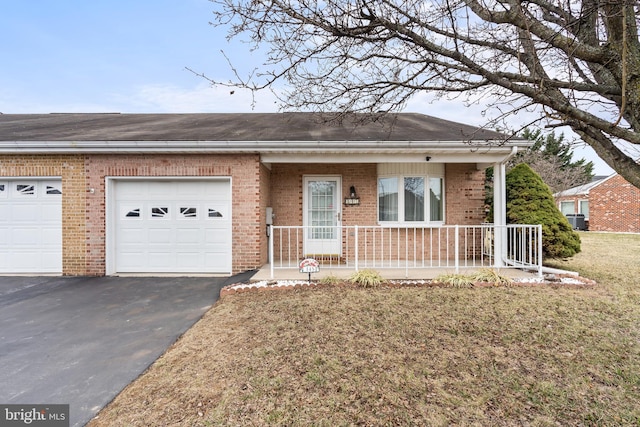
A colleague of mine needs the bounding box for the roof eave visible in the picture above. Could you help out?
[0,139,532,155]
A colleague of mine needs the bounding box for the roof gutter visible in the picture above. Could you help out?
[0,139,532,155]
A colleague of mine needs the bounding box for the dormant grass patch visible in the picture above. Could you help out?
[90,232,640,426]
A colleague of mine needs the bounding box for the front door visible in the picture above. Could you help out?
[303,176,342,256]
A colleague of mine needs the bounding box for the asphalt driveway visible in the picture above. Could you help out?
[0,273,254,427]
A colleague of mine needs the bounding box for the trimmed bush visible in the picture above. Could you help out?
[506,163,581,258]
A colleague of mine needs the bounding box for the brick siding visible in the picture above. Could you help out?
[445,164,486,225]
[1,153,263,275]
[269,163,486,262]
[2,155,490,275]
[84,154,263,274]
[589,175,640,233]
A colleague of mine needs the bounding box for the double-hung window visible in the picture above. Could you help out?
[377,164,444,224]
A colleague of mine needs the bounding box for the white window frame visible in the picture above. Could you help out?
[559,200,575,215]
[377,173,445,225]
[578,199,589,219]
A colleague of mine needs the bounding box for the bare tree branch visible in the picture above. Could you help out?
[206,0,640,188]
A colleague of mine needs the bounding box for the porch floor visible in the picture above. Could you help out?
[251,264,541,282]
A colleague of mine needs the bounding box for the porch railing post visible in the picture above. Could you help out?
[269,225,274,279]
[354,225,359,272]
[405,226,409,278]
[454,225,459,274]
[537,224,543,277]
[494,225,503,268]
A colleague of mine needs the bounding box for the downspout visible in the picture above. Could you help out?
[493,146,518,268]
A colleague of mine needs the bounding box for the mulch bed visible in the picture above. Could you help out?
[220,273,596,296]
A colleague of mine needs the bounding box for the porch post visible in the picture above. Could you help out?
[269,225,274,279]
[493,162,506,267]
[454,224,460,273]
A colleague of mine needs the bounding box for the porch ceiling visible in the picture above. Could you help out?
[259,145,520,165]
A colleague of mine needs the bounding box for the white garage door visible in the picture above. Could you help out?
[113,179,232,274]
[0,180,63,273]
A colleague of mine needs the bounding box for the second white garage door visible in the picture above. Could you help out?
[112,179,232,274]
[0,179,62,274]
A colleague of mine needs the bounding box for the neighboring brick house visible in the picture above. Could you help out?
[0,113,533,276]
[554,174,640,233]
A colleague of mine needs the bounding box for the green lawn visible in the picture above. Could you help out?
[90,232,640,426]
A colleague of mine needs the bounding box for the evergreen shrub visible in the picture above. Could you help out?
[506,163,581,258]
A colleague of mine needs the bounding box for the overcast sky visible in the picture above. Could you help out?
[0,0,614,174]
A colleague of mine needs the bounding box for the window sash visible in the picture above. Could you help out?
[429,177,443,222]
[404,177,424,222]
[378,177,398,222]
[378,175,444,223]
[560,201,575,215]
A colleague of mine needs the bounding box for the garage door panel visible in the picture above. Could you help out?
[41,252,62,270]
[205,229,231,244]
[148,228,173,243]
[175,253,202,268]
[41,228,62,245]
[175,185,200,197]
[114,179,232,274]
[148,253,175,268]
[0,205,8,220]
[119,229,146,243]
[118,252,145,267]
[8,250,61,272]
[204,252,230,270]
[11,228,41,245]
[9,252,38,270]
[47,208,63,222]
[147,182,173,197]
[176,229,202,243]
[206,245,227,257]
[10,205,41,221]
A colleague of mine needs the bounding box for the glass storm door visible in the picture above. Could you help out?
[303,176,342,256]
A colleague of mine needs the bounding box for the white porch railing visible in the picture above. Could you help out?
[268,224,543,278]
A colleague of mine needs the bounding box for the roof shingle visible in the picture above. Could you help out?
[0,112,515,142]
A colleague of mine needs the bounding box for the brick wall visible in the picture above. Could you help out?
[1,154,495,275]
[269,163,486,262]
[269,163,486,227]
[445,164,486,225]
[84,154,262,274]
[269,163,379,228]
[1,153,262,275]
[589,174,640,233]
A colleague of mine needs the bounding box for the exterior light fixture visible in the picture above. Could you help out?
[345,185,360,206]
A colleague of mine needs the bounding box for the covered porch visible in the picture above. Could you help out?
[256,113,535,281]
[257,224,543,281]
